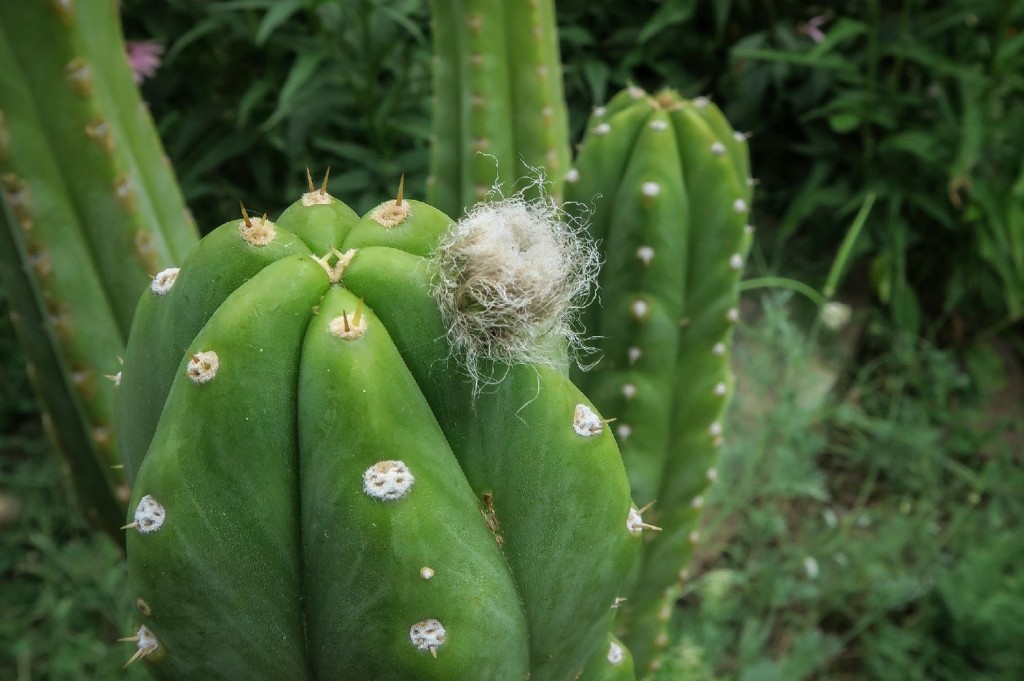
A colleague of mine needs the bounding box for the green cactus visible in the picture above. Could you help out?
[116,179,644,679]
[427,0,571,217]
[565,87,754,676]
[0,0,198,540]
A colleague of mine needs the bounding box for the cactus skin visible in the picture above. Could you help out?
[0,0,198,540]
[566,88,753,676]
[427,0,571,216]
[118,188,640,679]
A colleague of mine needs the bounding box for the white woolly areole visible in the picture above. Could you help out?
[608,641,625,665]
[711,142,726,156]
[636,245,654,266]
[371,199,411,228]
[136,625,159,653]
[650,119,668,131]
[238,216,276,246]
[732,198,749,214]
[712,342,726,356]
[573,404,603,437]
[616,424,632,441]
[328,313,367,340]
[622,383,637,400]
[431,193,599,389]
[566,168,580,183]
[628,346,642,365]
[709,421,723,437]
[641,182,661,197]
[186,351,219,383]
[593,106,607,117]
[301,190,334,206]
[151,268,179,295]
[133,495,165,533]
[420,567,435,580]
[730,253,744,270]
[410,619,446,652]
[593,122,611,135]
[362,460,414,500]
[631,299,650,320]
[714,382,728,396]
[693,96,710,109]
[627,507,646,536]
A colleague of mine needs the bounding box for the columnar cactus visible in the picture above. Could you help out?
[116,179,643,679]
[565,87,754,676]
[427,0,571,216]
[0,0,198,539]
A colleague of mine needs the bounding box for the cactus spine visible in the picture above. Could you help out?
[117,180,641,679]
[427,0,571,216]
[566,87,754,676]
[0,0,198,540]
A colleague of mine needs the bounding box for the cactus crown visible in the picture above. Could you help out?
[432,189,598,389]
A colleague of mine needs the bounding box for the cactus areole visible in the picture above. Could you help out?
[115,180,640,680]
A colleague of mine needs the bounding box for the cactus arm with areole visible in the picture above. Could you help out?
[564,88,753,676]
[427,0,571,215]
[0,0,198,540]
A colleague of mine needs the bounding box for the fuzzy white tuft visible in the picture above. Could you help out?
[431,190,599,390]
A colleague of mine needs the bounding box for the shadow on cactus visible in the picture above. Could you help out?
[114,173,643,679]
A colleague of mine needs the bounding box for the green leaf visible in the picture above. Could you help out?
[256,1,304,46]
[828,112,861,133]
[638,0,697,44]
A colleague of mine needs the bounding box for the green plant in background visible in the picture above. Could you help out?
[426,0,571,217]
[564,86,753,677]
[659,295,1024,681]
[121,0,434,227]
[114,180,641,678]
[0,0,199,542]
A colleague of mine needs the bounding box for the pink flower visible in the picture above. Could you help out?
[126,40,164,84]
[797,15,829,44]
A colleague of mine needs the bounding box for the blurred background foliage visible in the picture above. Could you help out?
[2,0,1022,678]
